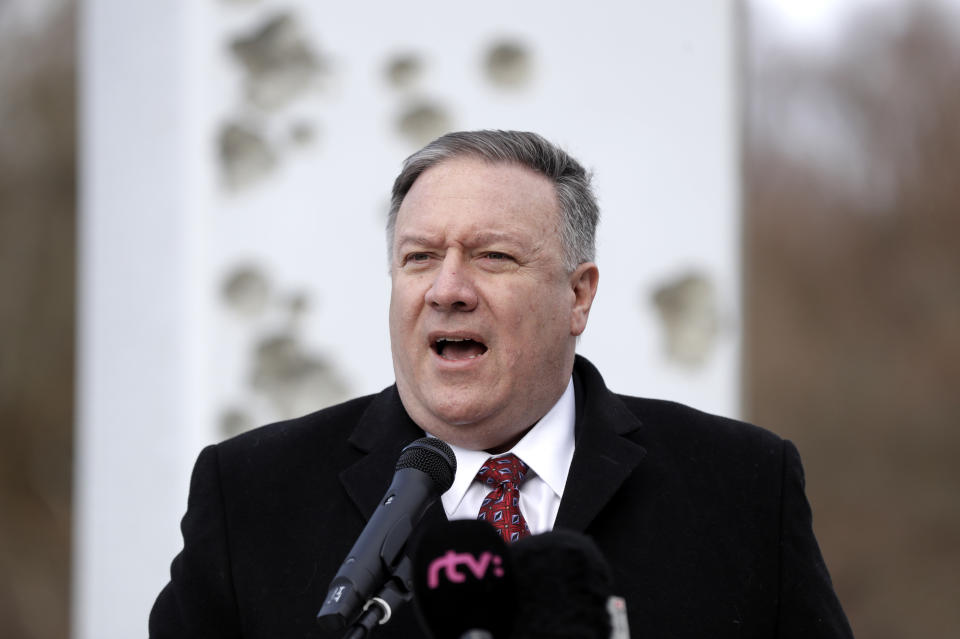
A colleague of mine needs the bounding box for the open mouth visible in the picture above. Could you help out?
[432,337,488,361]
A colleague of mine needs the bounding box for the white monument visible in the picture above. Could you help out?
[75,1,741,637]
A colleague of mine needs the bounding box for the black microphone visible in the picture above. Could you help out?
[510,529,620,639]
[411,520,517,639]
[317,437,457,632]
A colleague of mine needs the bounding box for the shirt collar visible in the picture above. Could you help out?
[440,377,576,513]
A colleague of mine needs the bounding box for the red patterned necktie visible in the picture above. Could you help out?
[476,454,531,542]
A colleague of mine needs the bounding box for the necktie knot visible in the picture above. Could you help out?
[476,454,531,542]
[477,453,529,488]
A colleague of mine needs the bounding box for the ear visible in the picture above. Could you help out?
[569,262,599,337]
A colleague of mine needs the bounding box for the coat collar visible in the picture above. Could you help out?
[554,355,648,532]
[339,386,433,522]
[340,356,647,534]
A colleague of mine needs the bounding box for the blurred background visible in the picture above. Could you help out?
[1,1,958,638]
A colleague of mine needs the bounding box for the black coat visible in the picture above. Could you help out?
[150,356,853,638]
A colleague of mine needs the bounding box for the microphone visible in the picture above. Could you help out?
[510,529,622,639]
[317,437,457,632]
[411,520,517,639]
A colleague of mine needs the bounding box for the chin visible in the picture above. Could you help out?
[429,403,492,429]
[419,385,486,417]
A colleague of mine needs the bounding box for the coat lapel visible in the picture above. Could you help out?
[338,386,448,530]
[339,357,646,535]
[555,356,648,532]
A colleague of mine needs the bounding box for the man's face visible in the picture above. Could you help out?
[388,156,598,452]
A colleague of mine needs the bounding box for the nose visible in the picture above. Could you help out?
[424,254,478,312]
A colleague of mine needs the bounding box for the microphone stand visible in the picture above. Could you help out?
[342,556,414,639]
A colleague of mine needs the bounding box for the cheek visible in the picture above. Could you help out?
[390,281,422,317]
[527,290,569,330]
[388,305,417,353]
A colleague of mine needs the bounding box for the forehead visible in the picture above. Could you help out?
[395,156,561,240]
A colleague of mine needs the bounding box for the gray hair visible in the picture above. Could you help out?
[387,130,599,272]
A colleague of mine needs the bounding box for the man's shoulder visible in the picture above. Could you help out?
[574,355,786,459]
[612,393,786,460]
[211,391,385,472]
[230,392,377,443]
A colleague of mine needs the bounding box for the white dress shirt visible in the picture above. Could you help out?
[439,377,576,534]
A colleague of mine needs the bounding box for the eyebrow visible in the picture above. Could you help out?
[396,231,525,249]
[471,231,523,246]
[395,233,442,248]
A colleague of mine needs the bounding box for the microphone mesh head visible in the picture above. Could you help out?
[396,437,457,492]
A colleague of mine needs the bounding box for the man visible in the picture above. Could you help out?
[150,131,853,638]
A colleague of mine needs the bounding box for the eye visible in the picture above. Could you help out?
[401,252,433,268]
[477,251,518,271]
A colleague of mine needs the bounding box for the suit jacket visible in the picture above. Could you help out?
[150,356,853,638]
